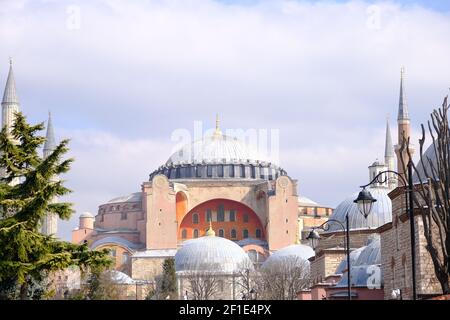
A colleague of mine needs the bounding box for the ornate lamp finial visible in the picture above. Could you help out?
[214,113,222,137]
[206,220,215,237]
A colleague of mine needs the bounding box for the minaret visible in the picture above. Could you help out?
[40,112,58,236]
[395,67,414,180]
[384,117,396,189]
[2,58,20,136]
[1,59,20,181]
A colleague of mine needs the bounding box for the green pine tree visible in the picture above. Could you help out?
[160,258,177,299]
[0,112,112,299]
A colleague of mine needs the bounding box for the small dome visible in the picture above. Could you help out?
[262,244,314,268]
[413,142,441,183]
[166,134,272,166]
[107,192,142,204]
[175,235,252,274]
[80,212,94,218]
[326,187,392,233]
[334,235,382,288]
[107,270,135,284]
[334,246,365,275]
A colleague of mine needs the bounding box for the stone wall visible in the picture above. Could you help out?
[310,250,346,284]
[381,190,443,300]
[131,256,166,281]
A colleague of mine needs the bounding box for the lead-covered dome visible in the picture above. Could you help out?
[325,187,392,233]
[150,128,287,181]
[262,244,314,268]
[167,134,265,166]
[175,235,252,274]
[334,235,382,288]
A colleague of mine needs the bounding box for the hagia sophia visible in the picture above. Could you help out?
[1,60,445,300]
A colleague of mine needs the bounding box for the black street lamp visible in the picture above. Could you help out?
[307,217,352,300]
[354,161,417,300]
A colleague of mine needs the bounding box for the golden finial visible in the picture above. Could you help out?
[205,220,215,237]
[213,113,222,137]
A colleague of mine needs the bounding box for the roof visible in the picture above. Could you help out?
[79,212,94,218]
[413,142,441,183]
[298,196,319,207]
[2,61,19,105]
[334,235,382,288]
[166,132,274,166]
[107,270,135,284]
[175,235,252,274]
[132,249,177,258]
[107,192,142,204]
[325,187,392,233]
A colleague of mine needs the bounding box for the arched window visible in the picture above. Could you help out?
[218,229,224,237]
[231,229,237,238]
[229,210,236,222]
[206,209,212,222]
[122,252,129,264]
[255,229,261,238]
[217,204,225,222]
[193,229,199,238]
[182,229,187,239]
[192,213,199,224]
[243,229,249,239]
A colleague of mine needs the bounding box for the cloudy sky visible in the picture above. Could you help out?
[0,0,449,240]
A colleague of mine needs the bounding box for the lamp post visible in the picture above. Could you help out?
[353,161,417,300]
[306,216,352,300]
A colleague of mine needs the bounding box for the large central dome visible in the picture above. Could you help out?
[149,119,287,181]
[166,134,264,166]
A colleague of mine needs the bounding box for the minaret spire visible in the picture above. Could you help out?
[43,111,56,158]
[213,113,222,137]
[395,67,414,179]
[385,117,394,161]
[385,116,396,189]
[41,111,59,236]
[2,59,20,136]
[398,66,409,121]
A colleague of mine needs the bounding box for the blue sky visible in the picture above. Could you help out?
[0,0,449,240]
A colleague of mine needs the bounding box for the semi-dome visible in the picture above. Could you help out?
[175,234,252,274]
[325,187,392,233]
[262,244,314,268]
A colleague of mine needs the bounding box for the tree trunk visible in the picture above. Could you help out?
[19,282,28,300]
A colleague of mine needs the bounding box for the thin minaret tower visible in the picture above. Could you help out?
[385,117,396,189]
[1,59,20,182]
[1,58,20,136]
[394,67,414,180]
[40,112,59,236]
